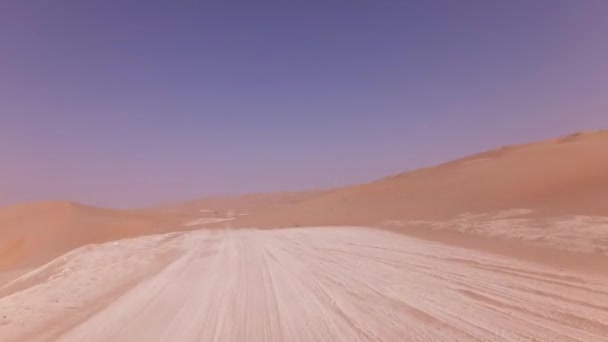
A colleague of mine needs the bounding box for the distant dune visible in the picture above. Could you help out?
[229,130,608,228]
[2,131,607,273]
[0,191,328,272]
[0,201,181,272]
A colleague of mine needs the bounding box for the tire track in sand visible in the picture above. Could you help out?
[2,227,607,341]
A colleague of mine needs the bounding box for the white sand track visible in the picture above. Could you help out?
[2,227,608,341]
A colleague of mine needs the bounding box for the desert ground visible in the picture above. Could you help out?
[2,227,608,341]
[1,131,608,341]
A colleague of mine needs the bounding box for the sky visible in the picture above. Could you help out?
[1,1,608,208]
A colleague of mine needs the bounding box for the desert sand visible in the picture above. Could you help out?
[0,201,185,272]
[1,131,608,341]
[3,131,607,273]
[226,130,608,228]
[2,227,608,341]
[0,191,325,273]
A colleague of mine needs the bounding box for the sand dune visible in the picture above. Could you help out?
[2,131,607,274]
[1,227,607,341]
[192,131,608,270]
[227,131,608,228]
[0,192,326,273]
[0,201,182,272]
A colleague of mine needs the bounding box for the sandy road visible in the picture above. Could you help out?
[2,227,608,341]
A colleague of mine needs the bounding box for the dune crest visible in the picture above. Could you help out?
[227,131,608,228]
[2,131,607,273]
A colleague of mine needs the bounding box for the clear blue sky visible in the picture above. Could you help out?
[1,1,607,207]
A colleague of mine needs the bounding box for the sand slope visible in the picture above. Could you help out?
[1,227,607,341]
[230,131,608,228]
[0,192,325,273]
[2,131,607,274]
[0,201,181,272]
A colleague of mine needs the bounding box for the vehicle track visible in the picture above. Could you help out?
[2,227,608,341]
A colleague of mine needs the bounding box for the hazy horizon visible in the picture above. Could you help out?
[2,1,608,208]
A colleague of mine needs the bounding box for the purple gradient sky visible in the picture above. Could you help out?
[1,1,607,208]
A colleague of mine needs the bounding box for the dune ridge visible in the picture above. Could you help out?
[1,131,607,274]
[226,130,608,228]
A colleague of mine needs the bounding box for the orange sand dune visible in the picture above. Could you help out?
[0,201,181,272]
[230,130,608,228]
[2,131,606,273]
[0,192,326,273]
